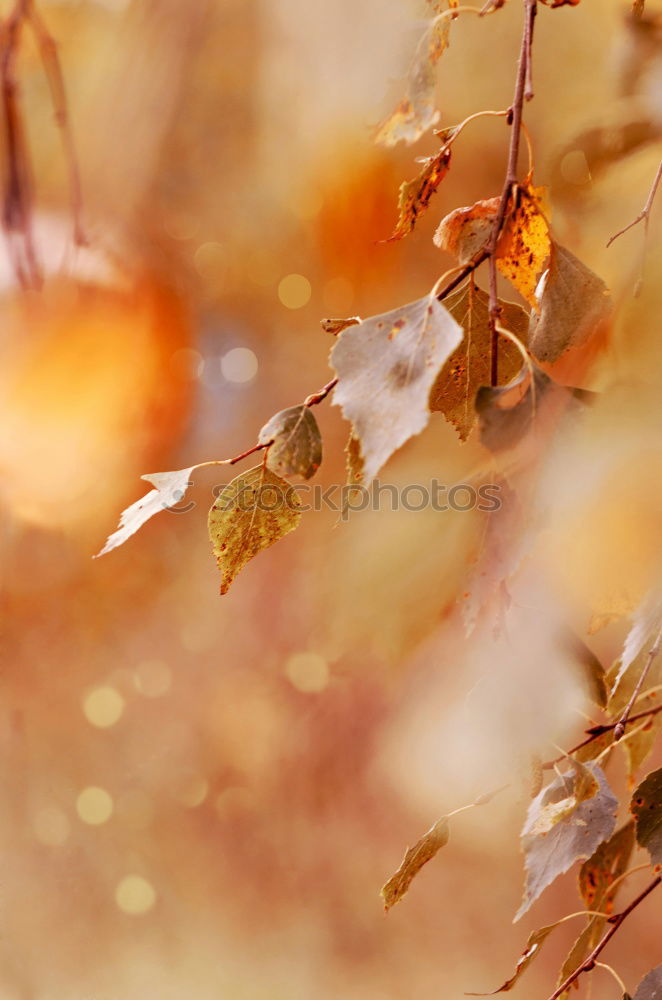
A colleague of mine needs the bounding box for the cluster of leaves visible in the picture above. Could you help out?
[94,0,662,994]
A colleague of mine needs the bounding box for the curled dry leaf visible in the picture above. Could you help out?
[258,405,322,480]
[321,316,361,336]
[429,281,529,440]
[467,920,563,995]
[387,147,452,241]
[208,465,302,595]
[631,767,662,865]
[632,966,662,1000]
[556,820,636,993]
[95,466,196,557]
[374,4,457,147]
[529,243,611,381]
[515,763,617,922]
[330,294,462,484]
[381,817,450,911]
[433,196,499,262]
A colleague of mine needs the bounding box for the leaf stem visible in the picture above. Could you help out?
[546,876,662,1000]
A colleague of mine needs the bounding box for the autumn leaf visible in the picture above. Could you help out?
[610,591,662,697]
[387,147,452,241]
[374,3,457,147]
[258,405,322,480]
[529,242,611,380]
[330,294,462,483]
[631,767,662,865]
[496,181,550,309]
[515,763,617,922]
[208,465,302,595]
[529,759,598,836]
[558,628,608,709]
[95,466,197,557]
[321,316,361,336]
[632,966,662,1000]
[381,817,450,911]
[556,820,637,992]
[608,617,662,781]
[433,196,499,262]
[345,433,364,487]
[467,920,564,995]
[429,281,529,440]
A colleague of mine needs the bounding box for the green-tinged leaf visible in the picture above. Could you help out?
[529,243,610,366]
[331,295,462,483]
[515,763,617,922]
[387,147,452,241]
[632,966,662,999]
[208,465,302,595]
[631,768,662,865]
[429,282,529,441]
[381,817,450,911]
[467,920,565,995]
[96,466,197,557]
[258,405,322,480]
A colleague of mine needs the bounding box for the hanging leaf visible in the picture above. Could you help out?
[433,196,499,263]
[257,405,322,480]
[514,763,617,922]
[529,243,611,378]
[496,181,551,310]
[467,919,566,995]
[95,466,197,557]
[381,817,450,911]
[631,767,662,865]
[330,294,462,483]
[208,465,302,595]
[611,591,662,697]
[429,282,529,440]
[608,630,662,781]
[632,966,662,1000]
[387,147,452,241]
[374,3,458,147]
[529,759,598,836]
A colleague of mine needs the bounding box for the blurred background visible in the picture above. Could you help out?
[1,0,661,997]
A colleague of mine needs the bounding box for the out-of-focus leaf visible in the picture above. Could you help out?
[374,2,458,147]
[95,466,196,557]
[429,282,529,440]
[631,767,662,865]
[632,966,662,1000]
[529,243,611,376]
[496,182,551,309]
[541,0,580,6]
[515,763,617,922]
[331,295,462,483]
[608,625,662,781]
[611,591,662,696]
[558,628,608,708]
[321,316,361,336]
[387,147,451,241]
[433,196,499,262]
[258,405,322,480]
[345,433,364,487]
[467,919,566,995]
[208,465,302,595]
[381,817,450,911]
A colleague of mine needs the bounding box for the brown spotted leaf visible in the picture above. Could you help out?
[429,282,529,440]
[381,817,450,911]
[330,294,462,483]
[258,405,322,480]
[496,182,551,309]
[515,763,617,921]
[208,465,302,595]
[631,767,662,865]
[529,243,611,377]
[387,147,452,241]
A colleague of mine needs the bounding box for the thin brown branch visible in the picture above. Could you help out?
[614,624,662,740]
[541,701,662,770]
[304,378,338,407]
[607,159,662,249]
[547,876,662,1000]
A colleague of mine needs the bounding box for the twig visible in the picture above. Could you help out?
[614,624,662,740]
[546,876,662,1000]
[607,159,662,249]
[304,378,338,408]
[487,0,537,385]
[541,701,662,770]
